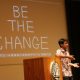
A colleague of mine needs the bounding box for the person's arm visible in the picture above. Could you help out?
[56,53,75,60]
[68,63,79,68]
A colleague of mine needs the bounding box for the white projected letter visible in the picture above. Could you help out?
[13,6,20,18]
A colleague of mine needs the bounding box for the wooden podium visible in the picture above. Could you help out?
[23,57,63,80]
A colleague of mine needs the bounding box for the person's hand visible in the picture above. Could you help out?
[68,55,75,60]
[73,63,80,68]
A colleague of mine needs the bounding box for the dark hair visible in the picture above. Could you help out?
[58,38,68,47]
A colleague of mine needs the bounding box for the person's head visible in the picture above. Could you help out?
[58,38,69,49]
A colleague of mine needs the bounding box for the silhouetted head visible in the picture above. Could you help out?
[58,38,69,49]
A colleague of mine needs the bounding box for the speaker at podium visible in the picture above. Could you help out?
[23,57,63,80]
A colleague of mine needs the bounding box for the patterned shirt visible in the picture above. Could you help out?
[56,48,72,77]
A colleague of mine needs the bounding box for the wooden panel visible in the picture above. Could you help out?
[23,58,45,80]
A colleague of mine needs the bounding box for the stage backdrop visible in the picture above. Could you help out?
[0,0,67,80]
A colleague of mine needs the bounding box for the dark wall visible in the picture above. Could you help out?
[65,0,80,80]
